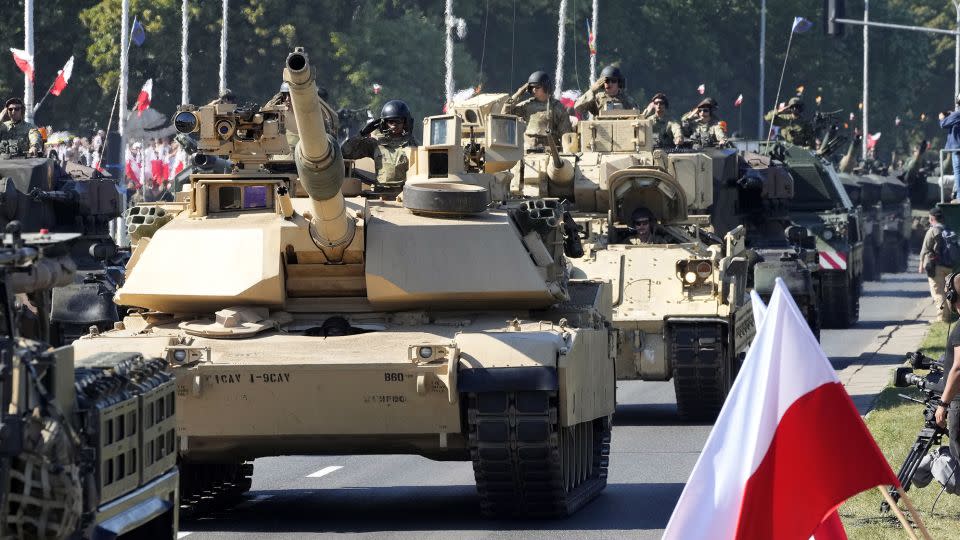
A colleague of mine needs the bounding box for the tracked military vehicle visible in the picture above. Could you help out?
[72,49,616,518]
[0,157,126,344]
[0,225,179,539]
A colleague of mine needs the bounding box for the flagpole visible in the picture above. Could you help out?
[31,79,57,115]
[589,0,598,84]
[444,0,454,106]
[219,0,228,94]
[181,0,189,104]
[554,0,568,99]
[766,31,795,143]
[23,0,34,123]
[862,0,869,158]
[757,0,766,139]
[876,487,923,540]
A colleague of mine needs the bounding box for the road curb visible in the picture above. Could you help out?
[838,292,938,416]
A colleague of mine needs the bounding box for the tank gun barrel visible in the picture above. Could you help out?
[282,48,354,250]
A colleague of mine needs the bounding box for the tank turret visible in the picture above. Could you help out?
[283,48,355,252]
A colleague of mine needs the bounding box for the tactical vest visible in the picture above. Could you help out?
[374,135,414,188]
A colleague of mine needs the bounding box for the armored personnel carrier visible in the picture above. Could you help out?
[72,49,616,518]
[0,224,178,539]
[0,157,126,344]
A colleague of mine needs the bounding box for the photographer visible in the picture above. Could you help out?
[936,272,960,461]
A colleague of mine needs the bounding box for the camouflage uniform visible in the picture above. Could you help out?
[643,111,683,148]
[681,112,727,147]
[0,119,43,158]
[764,109,815,148]
[574,89,637,117]
[341,131,418,190]
[503,96,572,149]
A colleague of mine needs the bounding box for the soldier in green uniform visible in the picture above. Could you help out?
[574,65,637,117]
[642,93,684,148]
[0,98,43,158]
[681,97,727,147]
[764,97,815,148]
[341,99,418,192]
[504,71,572,149]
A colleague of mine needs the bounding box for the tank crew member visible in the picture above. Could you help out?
[623,207,666,245]
[681,97,727,147]
[341,99,419,192]
[0,98,43,158]
[574,65,637,117]
[764,97,815,148]
[935,271,960,466]
[642,92,684,148]
[919,207,955,323]
[504,70,572,149]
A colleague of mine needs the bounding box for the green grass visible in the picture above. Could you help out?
[840,322,960,539]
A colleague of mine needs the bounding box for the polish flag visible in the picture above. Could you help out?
[10,48,34,82]
[51,56,75,96]
[866,131,882,150]
[734,94,744,107]
[135,79,153,117]
[559,89,581,110]
[697,83,706,95]
[125,160,142,188]
[663,279,898,540]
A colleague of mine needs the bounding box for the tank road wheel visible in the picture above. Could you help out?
[669,323,729,421]
[468,391,611,518]
[179,461,254,519]
[820,272,857,328]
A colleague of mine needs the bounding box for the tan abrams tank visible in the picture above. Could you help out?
[71,48,616,518]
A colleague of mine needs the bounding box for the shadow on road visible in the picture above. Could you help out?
[860,289,929,299]
[613,402,713,427]
[181,482,684,533]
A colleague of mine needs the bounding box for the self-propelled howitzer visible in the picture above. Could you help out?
[73,48,617,518]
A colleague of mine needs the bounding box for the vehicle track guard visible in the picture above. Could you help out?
[458,366,559,393]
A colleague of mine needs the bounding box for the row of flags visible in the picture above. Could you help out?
[8,16,148,115]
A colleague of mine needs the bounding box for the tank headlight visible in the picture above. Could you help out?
[173,349,188,362]
[822,229,835,241]
[684,271,698,284]
[418,346,434,359]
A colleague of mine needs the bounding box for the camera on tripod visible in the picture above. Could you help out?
[893,351,945,394]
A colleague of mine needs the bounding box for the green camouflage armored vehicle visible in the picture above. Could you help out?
[72,49,616,518]
[0,225,179,539]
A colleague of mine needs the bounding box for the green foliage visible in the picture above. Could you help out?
[0,0,959,157]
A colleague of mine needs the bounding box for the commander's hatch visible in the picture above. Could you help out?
[607,169,688,231]
[189,175,289,217]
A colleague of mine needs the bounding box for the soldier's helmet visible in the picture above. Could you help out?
[5,97,24,108]
[599,65,626,88]
[652,92,669,108]
[786,96,804,112]
[630,206,655,225]
[696,97,718,110]
[527,71,553,92]
[379,100,414,135]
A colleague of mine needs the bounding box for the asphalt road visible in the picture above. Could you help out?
[179,268,931,540]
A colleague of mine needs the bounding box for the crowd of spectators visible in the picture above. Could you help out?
[43,129,187,204]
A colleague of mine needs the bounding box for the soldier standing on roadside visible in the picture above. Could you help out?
[574,65,637,117]
[504,71,572,149]
[919,207,955,323]
[341,100,419,192]
[642,93,684,148]
[0,98,43,158]
[764,97,815,148]
[681,97,727,147]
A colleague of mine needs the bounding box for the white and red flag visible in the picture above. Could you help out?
[10,48,34,82]
[734,94,744,107]
[697,83,706,95]
[51,56,75,96]
[866,132,882,150]
[135,79,153,117]
[663,279,898,540]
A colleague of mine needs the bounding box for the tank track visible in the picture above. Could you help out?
[669,323,728,420]
[467,391,610,518]
[178,461,254,519]
[819,270,858,328]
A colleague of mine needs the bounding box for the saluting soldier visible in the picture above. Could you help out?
[0,98,43,158]
[341,100,418,192]
[681,97,727,147]
[574,65,637,117]
[642,92,684,148]
[504,70,572,149]
[765,97,815,148]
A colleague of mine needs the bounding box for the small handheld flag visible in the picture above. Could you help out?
[791,16,813,34]
[136,78,153,116]
[51,56,75,96]
[9,48,34,82]
[697,84,705,95]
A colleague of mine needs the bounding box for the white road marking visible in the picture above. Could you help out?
[177,532,192,539]
[306,465,343,478]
